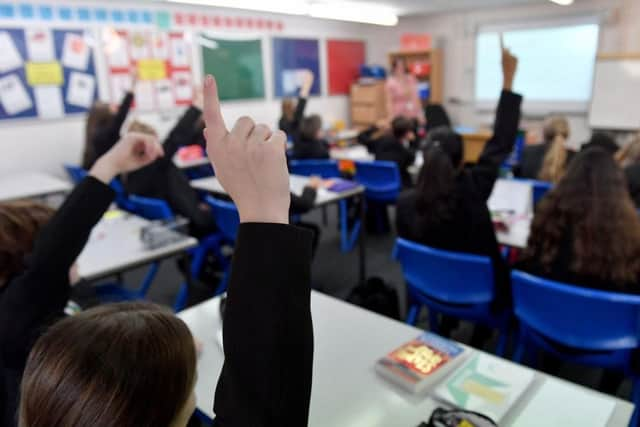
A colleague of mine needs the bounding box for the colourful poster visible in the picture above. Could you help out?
[327,39,366,95]
[272,37,321,97]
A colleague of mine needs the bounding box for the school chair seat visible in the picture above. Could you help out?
[393,238,510,356]
[204,196,240,295]
[511,270,640,426]
[64,164,87,184]
[511,178,553,205]
[354,161,402,202]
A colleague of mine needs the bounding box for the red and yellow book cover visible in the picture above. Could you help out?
[384,339,450,384]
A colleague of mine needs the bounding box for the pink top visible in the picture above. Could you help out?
[386,74,423,120]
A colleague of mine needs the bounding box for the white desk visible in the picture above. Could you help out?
[174,156,211,170]
[77,211,198,282]
[180,291,633,427]
[191,175,365,208]
[330,145,374,162]
[0,172,71,202]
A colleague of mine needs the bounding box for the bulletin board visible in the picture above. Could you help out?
[272,37,321,98]
[200,35,265,101]
[0,27,98,121]
[104,29,193,111]
[327,39,366,95]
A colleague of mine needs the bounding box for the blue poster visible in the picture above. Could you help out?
[0,28,98,121]
[272,37,321,97]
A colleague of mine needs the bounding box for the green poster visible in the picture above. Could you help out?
[201,36,265,101]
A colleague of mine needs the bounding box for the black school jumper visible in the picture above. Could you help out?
[395,90,523,309]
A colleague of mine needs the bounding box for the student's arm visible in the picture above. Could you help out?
[163,106,203,160]
[472,46,522,201]
[290,71,313,133]
[358,126,379,153]
[202,75,314,427]
[290,187,318,215]
[0,133,163,366]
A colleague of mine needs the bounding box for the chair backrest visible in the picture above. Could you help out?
[64,164,87,184]
[128,195,174,220]
[205,196,239,242]
[512,178,553,205]
[289,160,340,179]
[354,161,401,200]
[512,270,640,351]
[393,238,495,304]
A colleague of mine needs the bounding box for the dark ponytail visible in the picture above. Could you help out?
[415,144,458,227]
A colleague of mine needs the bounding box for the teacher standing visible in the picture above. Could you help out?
[385,58,425,124]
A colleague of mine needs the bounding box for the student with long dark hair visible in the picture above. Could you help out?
[279,70,314,141]
[396,45,521,321]
[16,76,314,427]
[0,133,164,427]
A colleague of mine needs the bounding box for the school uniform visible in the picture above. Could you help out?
[83,92,134,170]
[396,90,523,308]
[625,164,640,208]
[124,106,217,237]
[359,127,416,188]
[516,142,576,180]
[292,137,330,160]
[279,98,307,142]
[290,187,320,256]
[0,177,114,427]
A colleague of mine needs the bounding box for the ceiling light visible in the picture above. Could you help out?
[548,0,574,5]
[309,2,398,26]
[166,0,309,16]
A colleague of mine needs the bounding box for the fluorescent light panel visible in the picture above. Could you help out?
[165,0,399,26]
[549,0,574,5]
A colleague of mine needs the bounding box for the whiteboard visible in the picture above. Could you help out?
[589,58,640,130]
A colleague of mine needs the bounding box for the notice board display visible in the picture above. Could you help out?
[272,37,321,97]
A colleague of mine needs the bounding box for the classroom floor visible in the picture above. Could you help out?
[100,204,633,407]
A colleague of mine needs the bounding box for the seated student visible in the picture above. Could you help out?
[615,134,640,207]
[82,73,137,169]
[17,76,314,427]
[517,147,640,293]
[279,70,314,141]
[581,132,619,154]
[121,92,217,238]
[358,116,417,188]
[518,115,574,183]
[0,132,164,427]
[292,115,330,160]
[396,46,521,319]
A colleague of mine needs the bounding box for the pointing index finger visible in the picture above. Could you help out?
[203,75,228,141]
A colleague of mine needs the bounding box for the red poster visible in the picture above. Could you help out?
[327,39,366,95]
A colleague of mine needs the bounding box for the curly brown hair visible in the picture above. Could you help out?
[0,201,55,286]
[524,148,640,284]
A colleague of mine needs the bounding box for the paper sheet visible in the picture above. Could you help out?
[130,31,150,60]
[104,31,129,68]
[66,72,95,108]
[134,81,155,111]
[26,29,55,62]
[34,86,64,119]
[169,36,189,67]
[25,62,64,86]
[137,59,167,81]
[282,69,307,95]
[0,31,24,73]
[62,33,90,71]
[151,32,169,60]
[173,71,193,102]
[488,179,533,215]
[512,379,616,427]
[0,74,33,115]
[155,79,174,109]
[109,73,133,104]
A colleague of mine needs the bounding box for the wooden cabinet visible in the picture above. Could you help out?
[350,81,386,128]
[388,49,443,104]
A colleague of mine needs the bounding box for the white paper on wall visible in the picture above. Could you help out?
[110,73,133,104]
[26,29,55,62]
[130,31,150,60]
[0,32,24,73]
[151,32,169,60]
[66,72,95,108]
[169,37,189,67]
[62,33,90,71]
[173,71,193,102]
[134,81,155,111]
[0,74,33,115]
[34,86,64,119]
[155,79,174,109]
[105,33,130,68]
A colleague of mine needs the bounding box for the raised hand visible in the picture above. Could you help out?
[202,75,290,224]
[500,34,518,91]
[90,132,164,184]
[300,70,315,98]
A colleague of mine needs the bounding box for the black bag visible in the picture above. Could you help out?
[419,408,498,427]
[347,277,400,320]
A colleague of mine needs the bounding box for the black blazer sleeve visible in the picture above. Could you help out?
[290,187,317,215]
[163,106,203,160]
[214,223,313,427]
[292,97,307,132]
[358,126,379,154]
[471,90,523,201]
[0,177,114,368]
[88,92,134,168]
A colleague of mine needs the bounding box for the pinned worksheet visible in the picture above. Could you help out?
[151,32,170,60]
[170,36,189,67]
[155,79,175,109]
[34,86,64,119]
[173,71,193,102]
[62,33,90,70]
[109,73,133,104]
[0,74,33,115]
[66,72,95,108]
[130,31,150,60]
[134,81,155,111]
[0,31,23,73]
[26,29,55,62]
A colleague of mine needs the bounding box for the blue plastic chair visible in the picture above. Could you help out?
[64,164,87,184]
[512,178,553,205]
[289,159,341,179]
[393,238,510,356]
[512,270,640,425]
[355,161,401,233]
[204,197,240,294]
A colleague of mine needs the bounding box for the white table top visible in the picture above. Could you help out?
[174,155,211,170]
[179,291,633,426]
[330,145,375,162]
[77,211,198,281]
[191,175,365,208]
[0,172,71,202]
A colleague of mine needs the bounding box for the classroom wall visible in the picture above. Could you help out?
[0,0,397,178]
[396,0,639,148]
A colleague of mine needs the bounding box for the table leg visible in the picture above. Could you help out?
[174,252,194,312]
[358,194,367,284]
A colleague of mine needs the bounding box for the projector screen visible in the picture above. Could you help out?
[475,19,600,113]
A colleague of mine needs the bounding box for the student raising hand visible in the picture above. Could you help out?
[203,75,290,224]
[500,35,518,91]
